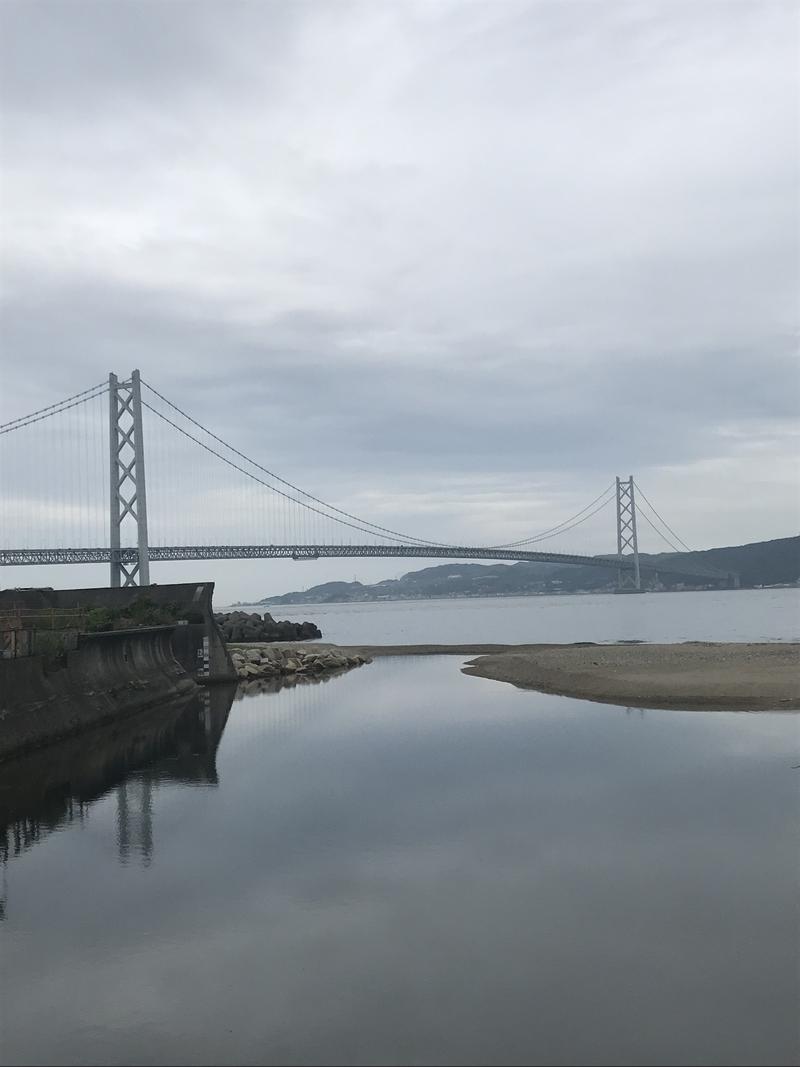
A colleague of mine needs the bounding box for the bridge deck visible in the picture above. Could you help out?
[0,544,730,583]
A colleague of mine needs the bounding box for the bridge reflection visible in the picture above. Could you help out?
[0,668,358,917]
[0,686,235,880]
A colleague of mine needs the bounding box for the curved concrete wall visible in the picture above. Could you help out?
[0,581,235,681]
[0,626,196,762]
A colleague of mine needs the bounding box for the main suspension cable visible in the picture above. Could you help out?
[0,382,108,434]
[511,491,615,545]
[141,380,452,548]
[491,484,615,548]
[636,507,683,553]
[633,483,692,552]
[141,382,625,553]
[142,400,448,545]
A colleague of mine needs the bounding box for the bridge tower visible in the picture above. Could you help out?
[615,475,641,592]
[109,369,150,587]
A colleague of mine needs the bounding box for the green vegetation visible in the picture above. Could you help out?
[83,596,204,632]
[31,630,78,658]
[2,596,206,639]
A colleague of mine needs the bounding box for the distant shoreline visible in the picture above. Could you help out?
[226,585,799,611]
[225,535,799,607]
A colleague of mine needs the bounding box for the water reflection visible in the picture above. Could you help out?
[234,664,359,700]
[0,668,371,925]
[0,670,351,884]
[0,686,234,874]
[1,659,797,1066]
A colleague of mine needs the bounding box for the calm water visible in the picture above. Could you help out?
[241,587,800,645]
[1,596,798,1066]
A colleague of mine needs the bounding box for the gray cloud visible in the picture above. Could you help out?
[1,0,798,599]
[0,0,299,112]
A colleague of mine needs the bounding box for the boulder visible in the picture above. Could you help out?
[216,610,322,644]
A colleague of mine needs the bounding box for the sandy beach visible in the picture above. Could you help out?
[273,641,800,711]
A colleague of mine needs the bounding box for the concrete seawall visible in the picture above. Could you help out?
[0,582,235,682]
[0,626,197,762]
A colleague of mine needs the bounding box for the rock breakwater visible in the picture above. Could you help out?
[230,643,371,681]
[215,611,321,643]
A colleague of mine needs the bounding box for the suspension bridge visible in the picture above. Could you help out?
[0,370,733,591]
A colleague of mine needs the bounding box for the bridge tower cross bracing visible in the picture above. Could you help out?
[108,369,150,587]
[615,475,641,591]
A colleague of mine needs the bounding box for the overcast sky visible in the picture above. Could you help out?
[1,0,798,603]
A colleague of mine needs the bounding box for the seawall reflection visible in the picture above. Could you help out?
[0,669,355,918]
[0,686,235,869]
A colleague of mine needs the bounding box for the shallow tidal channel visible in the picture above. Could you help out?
[1,655,798,1066]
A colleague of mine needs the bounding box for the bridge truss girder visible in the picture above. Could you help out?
[0,544,732,585]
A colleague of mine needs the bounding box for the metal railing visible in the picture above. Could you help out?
[0,606,89,631]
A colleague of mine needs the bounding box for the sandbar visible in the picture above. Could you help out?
[273,640,800,711]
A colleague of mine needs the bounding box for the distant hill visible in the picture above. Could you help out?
[257,535,799,605]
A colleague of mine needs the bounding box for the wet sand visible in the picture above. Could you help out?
[460,642,800,710]
[273,641,800,711]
